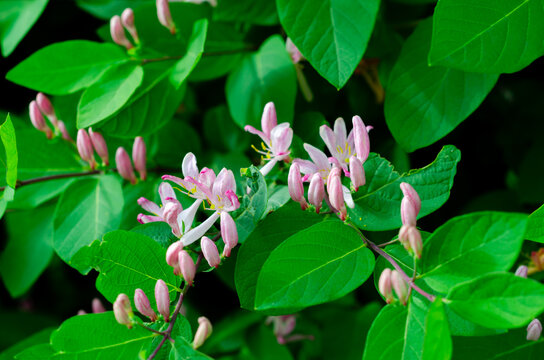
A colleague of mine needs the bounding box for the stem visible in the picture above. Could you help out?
[0,170,101,191]
[377,239,400,248]
[137,323,166,336]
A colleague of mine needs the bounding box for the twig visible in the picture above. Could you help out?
[137,323,166,336]
[377,238,400,248]
[0,170,101,191]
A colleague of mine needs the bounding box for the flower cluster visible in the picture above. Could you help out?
[378,268,409,305]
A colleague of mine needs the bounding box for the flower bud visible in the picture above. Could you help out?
[201,236,221,268]
[57,121,73,142]
[121,8,139,43]
[527,319,542,341]
[110,15,133,49]
[92,298,106,313]
[391,270,409,305]
[132,136,147,180]
[163,201,182,237]
[349,156,365,191]
[400,182,421,215]
[401,197,417,227]
[115,147,137,184]
[36,93,57,126]
[261,102,277,138]
[113,293,133,328]
[220,212,238,257]
[166,241,183,274]
[134,288,158,321]
[378,268,394,304]
[154,279,170,322]
[352,115,370,163]
[77,310,87,315]
[406,226,422,259]
[515,265,528,278]
[88,128,109,165]
[285,38,303,64]
[77,129,96,169]
[398,224,410,250]
[192,316,212,349]
[179,250,196,286]
[328,169,346,221]
[157,0,175,34]
[308,173,324,213]
[288,163,308,210]
[29,101,52,138]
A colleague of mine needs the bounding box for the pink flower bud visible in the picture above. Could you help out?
[288,163,308,210]
[77,310,87,315]
[352,115,370,163]
[527,319,542,341]
[57,121,73,142]
[115,147,137,184]
[349,156,365,191]
[193,316,213,349]
[134,288,157,321]
[163,201,182,237]
[110,15,133,49]
[157,0,175,34]
[29,101,52,138]
[401,197,417,227]
[378,268,394,304]
[406,226,422,259]
[36,93,57,126]
[113,293,133,328]
[77,129,96,169]
[201,236,220,268]
[261,102,277,139]
[92,298,106,313]
[285,38,303,64]
[515,265,528,278]
[88,128,109,165]
[400,182,421,215]
[121,8,139,43]
[220,212,238,257]
[398,224,410,250]
[154,279,170,322]
[328,169,346,221]
[391,270,409,305]
[308,173,324,213]
[179,250,196,286]
[132,136,147,180]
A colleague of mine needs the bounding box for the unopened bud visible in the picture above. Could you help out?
[113,293,133,328]
[391,270,409,305]
[115,147,137,184]
[261,102,277,138]
[121,8,139,43]
[285,38,303,64]
[288,163,308,210]
[220,212,238,257]
[166,241,183,274]
[157,0,176,34]
[193,316,212,349]
[378,268,394,304]
[77,129,96,169]
[110,15,133,49]
[57,121,73,142]
[29,101,52,138]
[201,236,221,268]
[401,197,417,227]
[134,288,157,321]
[179,250,196,286]
[154,279,170,322]
[515,265,528,278]
[400,182,421,215]
[349,156,365,191]
[308,173,324,213]
[132,136,147,180]
[328,168,346,221]
[88,128,109,165]
[352,115,370,163]
[163,201,182,237]
[92,298,106,313]
[77,310,87,315]
[406,226,422,259]
[36,93,57,126]
[527,319,542,341]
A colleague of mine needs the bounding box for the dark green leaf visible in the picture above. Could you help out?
[422,299,451,360]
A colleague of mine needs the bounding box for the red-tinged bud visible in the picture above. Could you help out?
[220,212,238,257]
[288,163,308,210]
[29,101,52,138]
[527,319,542,341]
[179,250,196,286]
[121,8,139,43]
[352,115,370,163]
[57,121,73,142]
[391,270,409,305]
[77,129,96,169]
[349,156,365,191]
[36,93,57,126]
[166,241,183,274]
[113,293,133,328]
[308,173,324,213]
[110,15,133,49]
[88,128,109,165]
[378,268,394,304]
[515,265,528,278]
[163,201,182,237]
[193,316,213,349]
[328,169,346,221]
[132,136,147,180]
[201,236,221,268]
[134,288,157,321]
[401,197,417,227]
[400,182,421,214]
[157,0,175,34]
[406,226,422,259]
[115,147,137,184]
[154,279,170,322]
[92,298,106,313]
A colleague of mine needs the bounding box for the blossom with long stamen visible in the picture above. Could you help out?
[163,153,216,201]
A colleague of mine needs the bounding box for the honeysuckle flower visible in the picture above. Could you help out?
[193,317,213,349]
[132,136,147,180]
[36,93,57,126]
[113,293,133,328]
[378,269,394,304]
[201,236,220,268]
[398,183,423,258]
[245,102,293,176]
[163,153,215,201]
[89,128,109,165]
[391,270,408,305]
[29,100,52,139]
[157,0,176,34]
[134,288,157,321]
[110,15,133,49]
[527,319,542,341]
[77,129,96,169]
[121,8,139,43]
[155,279,170,321]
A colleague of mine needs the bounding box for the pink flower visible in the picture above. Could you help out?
[110,15,133,49]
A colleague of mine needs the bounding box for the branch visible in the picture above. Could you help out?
[0,170,101,191]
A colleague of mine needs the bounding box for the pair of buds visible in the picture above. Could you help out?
[115,137,147,184]
[29,93,71,141]
[110,9,139,50]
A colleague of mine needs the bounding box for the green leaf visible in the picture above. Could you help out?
[76,0,152,19]
[527,203,544,243]
[214,0,278,25]
[0,327,53,360]
[0,114,17,187]
[447,272,544,329]
[169,336,213,360]
[13,344,55,359]
[0,204,55,297]
[254,221,375,311]
[170,19,208,88]
[245,324,294,360]
[53,175,124,264]
[77,62,143,128]
[349,145,461,231]
[363,305,408,360]
[276,0,380,89]
[226,35,296,130]
[420,212,528,293]
[422,299,451,360]
[6,40,128,95]
[0,0,49,57]
[200,311,263,354]
[428,0,544,73]
[72,230,181,307]
[385,18,498,152]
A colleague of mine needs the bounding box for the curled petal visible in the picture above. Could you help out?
[319,124,337,157]
[159,182,177,205]
[244,125,269,144]
[333,117,347,148]
[270,123,293,157]
[177,199,202,234]
[303,143,331,174]
[342,185,355,209]
[182,152,199,178]
[261,102,277,139]
[352,115,370,163]
[137,214,162,224]
[137,197,162,216]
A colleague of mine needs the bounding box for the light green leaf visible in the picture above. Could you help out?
[169,336,213,360]
[77,62,143,128]
[526,203,544,243]
[6,40,128,95]
[420,212,528,293]
[0,114,17,187]
[170,19,208,88]
[349,145,461,231]
[53,175,124,263]
[363,305,408,360]
[385,18,498,152]
[276,0,380,89]
[428,0,544,73]
[422,299,452,360]
[447,272,544,329]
